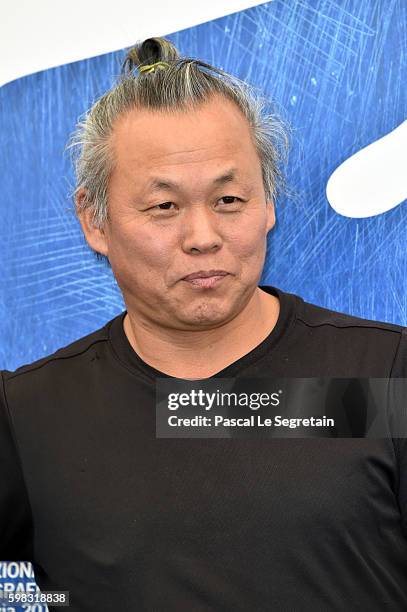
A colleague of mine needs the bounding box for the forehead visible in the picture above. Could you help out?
[109,95,260,180]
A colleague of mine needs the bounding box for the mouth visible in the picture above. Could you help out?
[181,270,229,289]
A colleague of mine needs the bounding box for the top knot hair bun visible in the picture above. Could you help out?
[122,37,181,75]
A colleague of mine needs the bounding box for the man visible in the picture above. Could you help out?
[1,37,407,611]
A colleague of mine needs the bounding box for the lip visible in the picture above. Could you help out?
[183,275,228,289]
[182,270,229,281]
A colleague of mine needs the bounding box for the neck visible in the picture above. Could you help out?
[123,287,280,379]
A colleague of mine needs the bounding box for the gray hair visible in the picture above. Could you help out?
[68,37,290,259]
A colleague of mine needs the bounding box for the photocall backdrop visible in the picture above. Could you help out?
[1,0,406,373]
[0,0,406,607]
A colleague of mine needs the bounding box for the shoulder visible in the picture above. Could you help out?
[298,294,405,333]
[3,323,110,379]
[1,314,122,401]
[275,286,407,377]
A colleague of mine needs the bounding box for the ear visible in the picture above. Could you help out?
[76,188,109,257]
[266,200,276,233]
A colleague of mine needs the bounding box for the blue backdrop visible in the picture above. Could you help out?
[1,0,406,372]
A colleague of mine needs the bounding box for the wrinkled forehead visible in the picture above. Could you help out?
[108,95,261,190]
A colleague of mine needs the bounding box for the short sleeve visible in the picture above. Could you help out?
[0,371,34,561]
[389,330,407,537]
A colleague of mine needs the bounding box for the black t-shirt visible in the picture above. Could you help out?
[1,285,407,611]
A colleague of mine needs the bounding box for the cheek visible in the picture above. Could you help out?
[108,222,174,282]
[226,215,268,260]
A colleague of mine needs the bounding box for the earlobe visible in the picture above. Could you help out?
[266,201,276,232]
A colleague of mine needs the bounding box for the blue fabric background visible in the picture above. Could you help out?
[1,0,406,372]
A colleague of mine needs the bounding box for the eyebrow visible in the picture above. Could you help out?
[146,168,240,193]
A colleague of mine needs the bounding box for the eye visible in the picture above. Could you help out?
[218,196,241,205]
[145,202,177,214]
[155,202,175,210]
[217,196,245,210]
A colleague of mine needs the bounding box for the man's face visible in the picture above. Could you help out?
[83,94,275,330]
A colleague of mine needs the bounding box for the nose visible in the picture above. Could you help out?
[181,205,222,254]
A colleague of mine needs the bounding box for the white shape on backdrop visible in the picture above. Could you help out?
[0,0,268,87]
[326,120,407,218]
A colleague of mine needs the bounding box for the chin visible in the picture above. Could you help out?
[180,302,231,327]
